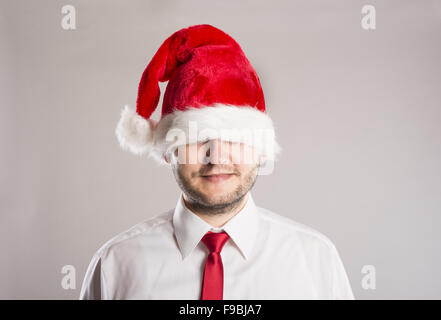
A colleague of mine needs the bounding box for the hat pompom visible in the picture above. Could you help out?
[115,105,157,155]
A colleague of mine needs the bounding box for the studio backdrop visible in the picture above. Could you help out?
[1,0,440,299]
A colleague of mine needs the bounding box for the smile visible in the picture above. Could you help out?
[201,174,235,183]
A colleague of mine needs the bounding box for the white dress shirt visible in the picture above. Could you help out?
[79,192,355,299]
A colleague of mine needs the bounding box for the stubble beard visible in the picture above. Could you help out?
[173,164,259,216]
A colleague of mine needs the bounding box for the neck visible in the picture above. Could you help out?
[183,193,249,228]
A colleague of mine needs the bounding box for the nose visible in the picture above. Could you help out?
[206,139,231,164]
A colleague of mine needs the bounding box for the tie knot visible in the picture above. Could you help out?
[201,231,229,253]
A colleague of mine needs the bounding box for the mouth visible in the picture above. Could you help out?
[200,173,236,183]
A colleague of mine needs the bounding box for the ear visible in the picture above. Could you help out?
[163,153,170,164]
[258,154,268,166]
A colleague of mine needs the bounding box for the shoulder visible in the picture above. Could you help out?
[80,209,175,299]
[93,209,174,259]
[257,206,338,253]
[256,206,354,299]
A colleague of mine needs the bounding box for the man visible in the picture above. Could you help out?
[79,24,355,300]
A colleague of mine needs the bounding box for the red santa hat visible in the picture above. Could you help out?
[115,24,281,165]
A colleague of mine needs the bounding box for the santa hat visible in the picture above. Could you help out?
[115,24,281,165]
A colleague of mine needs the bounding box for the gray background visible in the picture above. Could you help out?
[1,0,440,299]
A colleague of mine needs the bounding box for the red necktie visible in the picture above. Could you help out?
[200,231,230,300]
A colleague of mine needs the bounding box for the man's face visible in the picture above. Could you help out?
[168,139,260,211]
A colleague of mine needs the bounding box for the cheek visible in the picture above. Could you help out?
[178,164,200,182]
[176,144,207,164]
[230,145,258,165]
[235,164,258,181]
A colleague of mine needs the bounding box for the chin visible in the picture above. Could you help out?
[200,187,235,203]
[201,181,235,193]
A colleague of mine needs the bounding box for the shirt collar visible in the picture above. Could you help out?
[172,191,259,260]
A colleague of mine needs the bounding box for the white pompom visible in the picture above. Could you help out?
[115,105,156,155]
